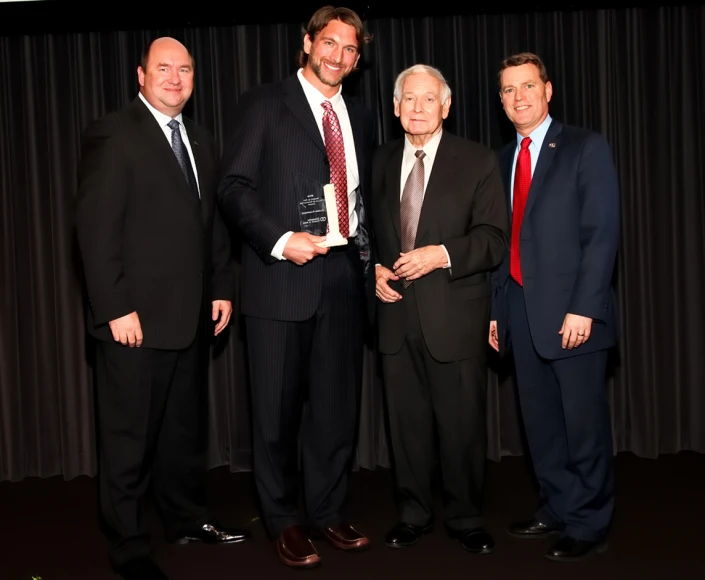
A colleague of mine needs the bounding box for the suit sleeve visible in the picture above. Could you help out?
[217,90,287,264]
[75,115,133,326]
[210,190,236,301]
[443,151,509,279]
[569,134,620,320]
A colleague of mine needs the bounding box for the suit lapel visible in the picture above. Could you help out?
[385,140,404,243]
[523,120,562,219]
[414,132,455,244]
[183,118,210,225]
[283,75,326,154]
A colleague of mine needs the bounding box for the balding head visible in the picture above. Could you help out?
[137,37,194,117]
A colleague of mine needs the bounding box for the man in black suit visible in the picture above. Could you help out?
[217,6,375,570]
[490,52,620,562]
[372,64,508,555]
[75,37,250,580]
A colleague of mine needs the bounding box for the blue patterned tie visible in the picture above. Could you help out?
[167,119,199,197]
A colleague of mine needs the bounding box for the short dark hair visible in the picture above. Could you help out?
[296,5,373,69]
[139,38,195,72]
[497,52,549,89]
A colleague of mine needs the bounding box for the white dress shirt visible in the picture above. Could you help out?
[138,91,200,197]
[271,69,360,260]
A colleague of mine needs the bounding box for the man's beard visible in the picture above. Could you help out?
[309,57,349,87]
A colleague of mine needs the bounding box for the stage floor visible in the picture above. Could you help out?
[2,452,703,579]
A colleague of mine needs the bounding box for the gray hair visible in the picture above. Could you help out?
[393,64,452,103]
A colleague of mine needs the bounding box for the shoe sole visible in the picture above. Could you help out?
[544,542,608,562]
[507,529,562,540]
[385,526,432,548]
[171,536,250,545]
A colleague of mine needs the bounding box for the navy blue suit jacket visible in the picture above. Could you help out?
[491,119,620,360]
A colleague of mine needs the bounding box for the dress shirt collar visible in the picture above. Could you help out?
[138,91,184,127]
[297,68,344,109]
[516,113,552,151]
[403,128,443,163]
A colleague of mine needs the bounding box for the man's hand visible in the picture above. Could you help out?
[376,265,402,303]
[109,311,143,347]
[489,320,499,352]
[559,313,593,350]
[392,245,447,281]
[282,232,329,265]
[212,300,233,336]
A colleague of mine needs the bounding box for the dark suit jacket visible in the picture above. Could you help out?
[491,119,620,360]
[372,131,509,362]
[75,97,235,350]
[217,74,375,323]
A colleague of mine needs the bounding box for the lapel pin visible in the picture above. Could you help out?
[548,142,556,148]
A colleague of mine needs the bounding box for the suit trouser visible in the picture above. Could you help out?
[382,285,488,532]
[93,329,209,567]
[507,279,614,542]
[245,244,364,537]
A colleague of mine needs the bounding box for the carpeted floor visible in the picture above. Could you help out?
[2,452,703,579]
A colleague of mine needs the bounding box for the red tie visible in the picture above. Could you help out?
[510,137,531,285]
[321,100,349,238]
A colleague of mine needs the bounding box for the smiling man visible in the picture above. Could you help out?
[76,37,247,580]
[490,52,620,562]
[217,6,375,570]
[371,64,508,555]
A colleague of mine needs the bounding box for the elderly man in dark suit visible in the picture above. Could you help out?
[75,37,250,580]
[217,6,375,570]
[372,63,508,555]
[490,52,620,562]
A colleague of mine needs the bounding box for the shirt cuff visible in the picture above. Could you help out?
[271,231,294,260]
[441,244,451,268]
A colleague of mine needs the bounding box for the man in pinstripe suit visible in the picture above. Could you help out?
[217,6,375,570]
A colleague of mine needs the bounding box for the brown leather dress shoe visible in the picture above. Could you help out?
[275,525,321,569]
[320,522,370,551]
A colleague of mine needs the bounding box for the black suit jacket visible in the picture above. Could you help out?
[217,74,375,323]
[75,97,235,350]
[371,131,509,362]
[490,120,620,359]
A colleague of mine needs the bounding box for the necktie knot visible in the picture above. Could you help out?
[415,149,426,159]
[321,100,333,112]
[520,137,531,150]
[167,119,180,131]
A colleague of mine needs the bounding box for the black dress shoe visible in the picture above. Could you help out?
[458,528,494,555]
[169,522,251,545]
[507,518,563,539]
[545,536,607,561]
[115,556,168,580]
[385,522,432,548]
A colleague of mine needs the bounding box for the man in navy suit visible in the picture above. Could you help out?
[217,6,375,570]
[489,52,620,562]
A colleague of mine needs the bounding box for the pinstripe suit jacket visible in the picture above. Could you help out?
[217,74,375,322]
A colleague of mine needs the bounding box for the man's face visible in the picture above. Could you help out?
[499,63,552,136]
[137,38,194,117]
[303,19,360,94]
[394,72,450,141]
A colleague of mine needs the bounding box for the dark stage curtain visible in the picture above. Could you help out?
[1,5,703,482]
